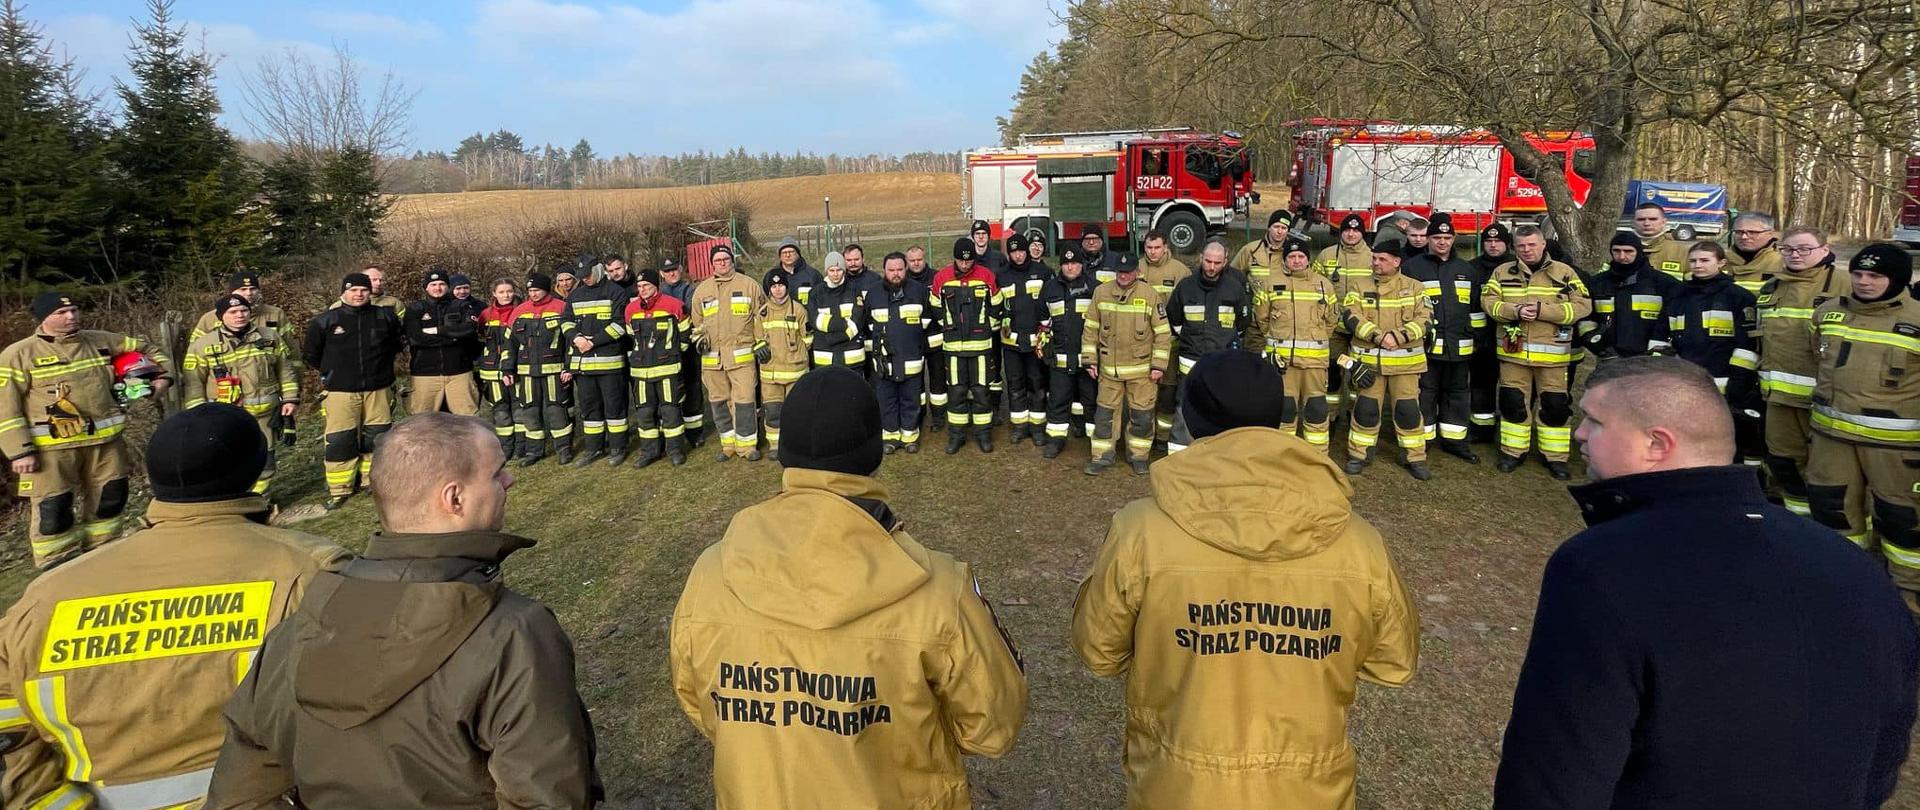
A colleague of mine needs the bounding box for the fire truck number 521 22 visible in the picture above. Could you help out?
[1135,176,1174,191]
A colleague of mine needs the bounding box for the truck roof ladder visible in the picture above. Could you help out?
[1017,127,1195,146]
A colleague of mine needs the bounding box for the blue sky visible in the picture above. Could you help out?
[37,0,1060,155]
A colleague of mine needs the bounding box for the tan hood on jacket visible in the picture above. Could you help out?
[289,534,524,730]
[1149,426,1353,561]
[721,469,932,630]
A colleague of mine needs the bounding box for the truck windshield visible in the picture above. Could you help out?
[1185,149,1222,186]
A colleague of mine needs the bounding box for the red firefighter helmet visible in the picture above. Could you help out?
[112,351,162,381]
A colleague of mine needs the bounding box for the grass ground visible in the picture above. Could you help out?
[4,175,1917,807]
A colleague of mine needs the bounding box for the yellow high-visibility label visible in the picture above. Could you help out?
[40,581,274,672]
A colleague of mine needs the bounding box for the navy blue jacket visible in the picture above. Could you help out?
[1494,465,1918,810]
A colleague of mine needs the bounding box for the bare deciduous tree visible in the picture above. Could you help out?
[241,42,415,161]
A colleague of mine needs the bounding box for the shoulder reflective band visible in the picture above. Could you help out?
[40,581,276,672]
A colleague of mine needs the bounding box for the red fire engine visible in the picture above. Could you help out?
[1288,120,1595,234]
[1894,156,1920,248]
[964,128,1259,253]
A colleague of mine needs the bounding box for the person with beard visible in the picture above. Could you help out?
[1468,223,1515,445]
[842,243,887,300]
[1583,232,1677,361]
[864,252,940,454]
[970,219,1010,276]
[182,295,300,495]
[1250,239,1342,451]
[1483,226,1592,480]
[753,269,811,457]
[1806,245,1920,614]
[906,245,947,429]
[623,264,692,468]
[402,268,482,418]
[1165,241,1252,454]
[996,234,1052,447]
[1726,213,1783,293]
[479,278,523,456]
[1040,247,1100,459]
[1405,214,1485,462]
[1232,209,1297,293]
[1654,242,1763,470]
[658,257,705,446]
[807,252,869,371]
[1756,226,1852,515]
[562,256,634,467]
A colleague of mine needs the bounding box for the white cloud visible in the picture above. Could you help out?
[305,11,444,42]
[915,0,1062,56]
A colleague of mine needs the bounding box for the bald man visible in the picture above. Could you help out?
[1495,356,1917,810]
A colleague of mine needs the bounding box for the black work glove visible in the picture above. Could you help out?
[753,341,772,365]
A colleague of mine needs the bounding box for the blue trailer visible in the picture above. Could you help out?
[1618,180,1728,241]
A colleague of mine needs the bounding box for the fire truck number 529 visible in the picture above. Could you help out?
[1135,176,1174,191]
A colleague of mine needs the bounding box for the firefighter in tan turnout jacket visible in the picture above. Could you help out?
[1251,239,1342,450]
[182,295,299,496]
[671,368,1027,810]
[1804,244,1920,615]
[1757,227,1852,516]
[691,244,766,461]
[1482,227,1592,480]
[1342,242,1434,479]
[2,293,172,568]
[1072,352,1418,809]
[1082,253,1172,476]
[0,405,348,810]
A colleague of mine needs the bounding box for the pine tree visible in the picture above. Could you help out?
[109,0,259,286]
[259,154,322,256]
[316,144,386,250]
[0,0,110,285]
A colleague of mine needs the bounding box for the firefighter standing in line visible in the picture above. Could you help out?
[1139,230,1191,446]
[1805,244,1920,613]
[931,238,1001,455]
[0,405,349,810]
[1071,350,1418,809]
[807,252,869,371]
[1080,226,1124,283]
[1757,226,1851,516]
[1483,226,1592,480]
[1583,232,1677,360]
[771,237,824,307]
[188,270,291,349]
[1656,242,1763,469]
[753,269,810,456]
[1251,239,1342,451]
[1726,212,1784,294]
[659,258,706,446]
[865,252,940,454]
[182,294,299,495]
[302,273,402,510]
[552,266,579,300]
[1083,253,1172,476]
[1318,214,1375,413]
[506,272,574,467]
[670,367,1028,810]
[208,414,602,808]
[1165,241,1252,454]
[624,265,692,468]
[479,278,523,456]
[1405,213,1485,463]
[1468,224,1515,444]
[1343,241,1435,479]
[604,254,636,296]
[842,243,886,300]
[691,244,766,462]
[401,268,482,417]
[562,258,634,467]
[1231,209,1295,293]
[1631,203,1692,280]
[905,246,948,429]
[997,234,1053,447]
[3,293,171,567]
[1040,247,1099,459]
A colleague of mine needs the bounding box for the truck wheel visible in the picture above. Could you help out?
[1158,211,1206,253]
[1674,225,1697,241]
[1013,217,1052,255]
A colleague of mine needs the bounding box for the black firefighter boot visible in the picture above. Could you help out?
[1042,436,1063,459]
[1009,422,1028,446]
[631,436,664,469]
[946,424,967,455]
[667,435,688,466]
[975,426,994,453]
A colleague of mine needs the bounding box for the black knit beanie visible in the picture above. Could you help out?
[1181,350,1287,440]
[341,272,372,292]
[147,404,267,502]
[30,292,74,321]
[214,294,251,317]
[1851,242,1914,302]
[778,366,883,476]
[1268,209,1294,227]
